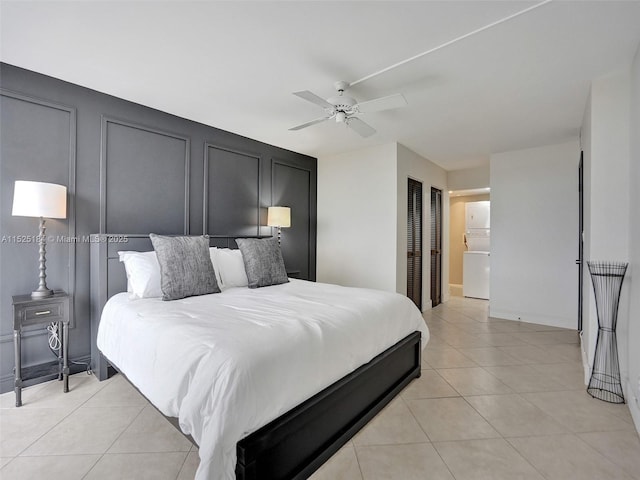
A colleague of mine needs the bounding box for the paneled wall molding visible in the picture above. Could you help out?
[203,142,262,236]
[270,157,313,203]
[0,88,77,339]
[271,157,317,280]
[100,115,191,234]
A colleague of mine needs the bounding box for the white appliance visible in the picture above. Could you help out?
[463,201,490,300]
[465,201,490,229]
[463,250,490,299]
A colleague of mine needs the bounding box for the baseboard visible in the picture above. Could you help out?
[579,331,591,385]
[626,379,640,434]
[581,339,639,434]
[488,308,575,330]
[448,284,463,297]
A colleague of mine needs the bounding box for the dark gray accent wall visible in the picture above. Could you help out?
[0,63,317,393]
[101,117,191,235]
[272,159,317,281]
[204,144,262,236]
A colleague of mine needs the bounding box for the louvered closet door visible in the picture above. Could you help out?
[430,187,442,307]
[407,179,423,309]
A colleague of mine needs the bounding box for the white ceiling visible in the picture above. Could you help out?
[2,1,639,171]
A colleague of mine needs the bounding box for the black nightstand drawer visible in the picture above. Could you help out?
[13,293,69,329]
[24,302,64,322]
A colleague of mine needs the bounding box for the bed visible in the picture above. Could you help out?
[89,234,428,480]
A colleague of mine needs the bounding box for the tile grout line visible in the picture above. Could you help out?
[455,382,554,480]
[575,430,640,477]
[174,448,193,480]
[7,374,107,460]
[80,402,147,480]
[351,444,366,480]
[75,377,145,480]
[398,394,459,480]
[0,375,111,476]
[399,394,433,443]
[432,300,591,480]
[431,299,639,478]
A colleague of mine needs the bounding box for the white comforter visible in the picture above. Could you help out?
[97,279,428,480]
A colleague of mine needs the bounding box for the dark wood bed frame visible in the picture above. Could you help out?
[90,233,422,480]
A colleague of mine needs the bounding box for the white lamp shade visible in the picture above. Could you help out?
[267,206,291,228]
[12,181,67,219]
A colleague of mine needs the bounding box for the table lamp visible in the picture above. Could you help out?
[267,206,291,245]
[12,181,67,298]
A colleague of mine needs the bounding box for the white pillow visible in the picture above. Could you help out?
[209,247,224,290]
[118,251,162,299]
[210,247,248,290]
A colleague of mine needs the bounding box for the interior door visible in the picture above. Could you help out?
[431,187,442,307]
[578,152,584,331]
[407,178,423,309]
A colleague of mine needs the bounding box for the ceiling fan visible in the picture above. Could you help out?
[289,81,407,138]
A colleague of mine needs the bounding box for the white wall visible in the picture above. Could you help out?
[317,142,450,311]
[588,71,631,258]
[396,144,449,308]
[490,141,580,328]
[580,86,592,377]
[316,143,398,291]
[580,68,632,407]
[447,166,490,191]
[628,43,640,430]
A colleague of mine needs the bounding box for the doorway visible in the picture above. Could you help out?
[431,187,443,307]
[407,178,422,309]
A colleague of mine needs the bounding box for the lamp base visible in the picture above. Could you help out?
[31,288,54,299]
[32,217,54,299]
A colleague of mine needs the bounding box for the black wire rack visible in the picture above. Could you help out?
[586,261,628,403]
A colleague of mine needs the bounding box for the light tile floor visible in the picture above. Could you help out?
[1,296,639,479]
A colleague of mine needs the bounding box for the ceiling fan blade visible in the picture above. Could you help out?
[346,117,376,138]
[289,116,330,131]
[356,93,407,113]
[292,91,334,110]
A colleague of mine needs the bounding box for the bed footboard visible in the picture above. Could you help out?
[236,331,422,480]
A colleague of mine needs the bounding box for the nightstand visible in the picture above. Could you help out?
[286,270,302,279]
[12,291,70,407]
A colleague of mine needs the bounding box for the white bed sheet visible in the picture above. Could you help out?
[97,279,429,480]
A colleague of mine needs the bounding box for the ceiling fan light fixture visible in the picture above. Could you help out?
[290,81,406,137]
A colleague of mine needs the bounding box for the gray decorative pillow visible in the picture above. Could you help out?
[235,237,289,288]
[149,234,220,300]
